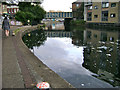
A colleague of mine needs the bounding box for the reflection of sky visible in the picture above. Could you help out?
[31,37,113,88]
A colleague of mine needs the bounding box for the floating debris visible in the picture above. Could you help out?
[109,48,113,52]
[81,83,85,86]
[97,46,107,50]
[91,48,95,50]
[97,50,102,53]
[110,42,114,44]
[106,54,111,57]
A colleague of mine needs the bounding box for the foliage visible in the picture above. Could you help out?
[70,20,86,25]
[15,2,46,25]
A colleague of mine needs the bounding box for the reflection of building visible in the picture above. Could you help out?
[83,29,120,86]
[84,1,120,25]
[45,31,72,38]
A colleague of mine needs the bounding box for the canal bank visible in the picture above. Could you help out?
[2,26,73,88]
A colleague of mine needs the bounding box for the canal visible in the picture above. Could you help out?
[22,23,120,88]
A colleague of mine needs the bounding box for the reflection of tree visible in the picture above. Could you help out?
[22,29,47,49]
[72,30,84,46]
[71,26,85,46]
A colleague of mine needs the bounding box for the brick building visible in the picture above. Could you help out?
[72,1,83,20]
[85,1,120,25]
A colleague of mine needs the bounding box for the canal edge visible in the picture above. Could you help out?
[15,25,75,88]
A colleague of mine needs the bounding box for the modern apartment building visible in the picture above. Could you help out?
[85,1,120,24]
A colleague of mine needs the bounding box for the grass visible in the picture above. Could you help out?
[13,28,21,35]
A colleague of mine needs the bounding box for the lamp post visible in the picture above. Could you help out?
[27,20,30,25]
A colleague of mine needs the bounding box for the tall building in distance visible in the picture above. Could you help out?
[84,0,120,25]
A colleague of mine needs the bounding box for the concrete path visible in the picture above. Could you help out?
[2,27,25,88]
[0,25,2,90]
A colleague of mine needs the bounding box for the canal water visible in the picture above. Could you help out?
[22,23,120,88]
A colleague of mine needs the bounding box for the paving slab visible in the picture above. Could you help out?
[2,30,25,88]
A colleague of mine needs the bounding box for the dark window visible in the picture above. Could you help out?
[102,11,108,21]
[94,15,98,18]
[87,31,91,39]
[87,12,92,21]
[94,34,97,38]
[65,12,66,17]
[94,6,98,9]
[110,13,116,18]
[100,32,107,42]
[111,3,116,7]
[110,37,114,42]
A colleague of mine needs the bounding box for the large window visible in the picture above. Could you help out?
[100,32,107,42]
[88,6,92,10]
[111,3,116,7]
[110,13,116,18]
[94,15,98,18]
[102,2,109,8]
[87,12,92,21]
[102,11,108,21]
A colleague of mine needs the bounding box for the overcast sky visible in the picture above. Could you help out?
[41,0,77,12]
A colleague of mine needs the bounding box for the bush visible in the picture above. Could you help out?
[70,20,86,25]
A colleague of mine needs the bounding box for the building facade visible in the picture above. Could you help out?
[7,4,19,17]
[85,1,120,24]
[72,1,83,19]
[45,11,72,19]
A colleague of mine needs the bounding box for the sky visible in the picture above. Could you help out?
[41,0,77,12]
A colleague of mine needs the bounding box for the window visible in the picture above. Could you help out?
[94,15,98,18]
[100,32,107,42]
[102,2,109,8]
[87,31,91,39]
[87,12,92,21]
[88,6,92,10]
[94,6,98,9]
[111,3,116,7]
[102,11,108,21]
[110,37,114,42]
[8,9,10,13]
[76,4,79,7]
[110,14,116,18]
[14,9,16,13]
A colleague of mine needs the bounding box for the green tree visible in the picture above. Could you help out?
[15,2,46,25]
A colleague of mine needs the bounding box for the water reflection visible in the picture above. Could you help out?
[83,29,120,87]
[22,27,120,88]
[22,29,47,49]
[46,22,65,30]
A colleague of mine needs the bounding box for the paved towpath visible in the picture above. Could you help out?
[0,25,2,90]
[2,26,73,89]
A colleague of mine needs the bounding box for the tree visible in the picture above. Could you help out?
[15,2,46,25]
[77,2,84,20]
